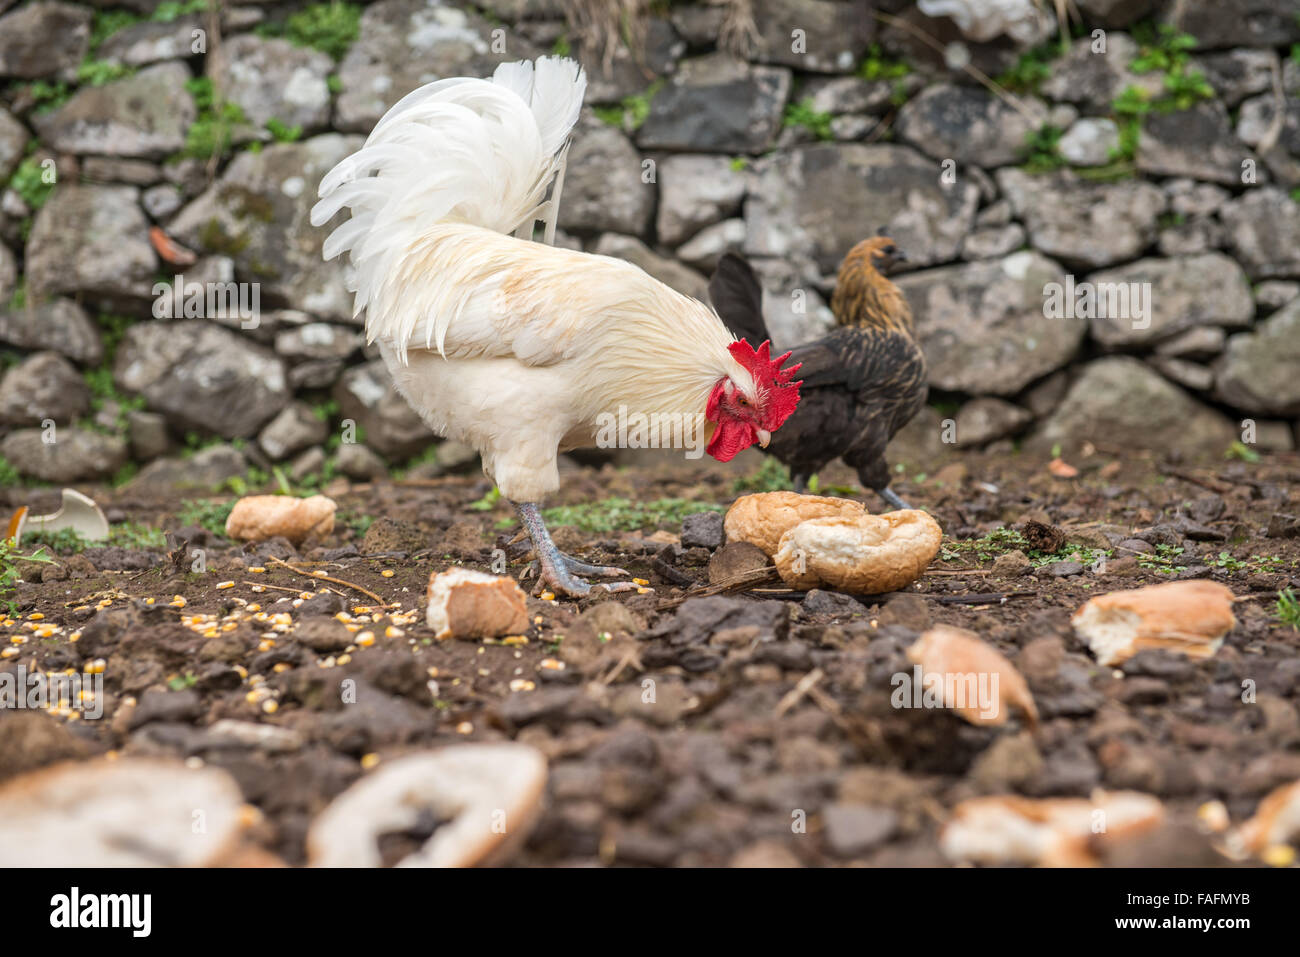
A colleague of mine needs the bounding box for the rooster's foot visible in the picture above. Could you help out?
[515,501,649,600]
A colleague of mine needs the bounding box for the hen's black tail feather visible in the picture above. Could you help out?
[708,252,769,347]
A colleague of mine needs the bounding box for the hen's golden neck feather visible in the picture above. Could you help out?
[830,241,914,338]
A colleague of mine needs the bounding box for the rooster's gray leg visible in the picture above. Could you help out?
[877,486,912,511]
[792,474,809,493]
[516,502,645,599]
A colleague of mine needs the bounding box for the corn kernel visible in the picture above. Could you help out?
[261,699,279,714]
[632,578,649,586]
[216,581,236,590]
[1263,844,1296,867]
[27,613,44,621]
[381,569,395,578]
[336,653,351,666]
[360,753,381,770]
[249,567,267,574]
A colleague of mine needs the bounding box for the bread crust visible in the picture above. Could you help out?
[724,491,866,556]
[772,508,942,594]
[1070,579,1236,666]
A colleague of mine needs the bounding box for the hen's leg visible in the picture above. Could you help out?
[516,502,644,599]
[876,486,913,511]
[792,474,809,494]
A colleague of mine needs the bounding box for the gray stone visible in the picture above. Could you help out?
[1194,48,1279,107]
[1137,101,1251,187]
[1235,95,1300,168]
[123,444,248,494]
[25,185,157,300]
[746,144,979,275]
[258,401,330,461]
[954,397,1033,448]
[1219,188,1300,280]
[681,511,724,550]
[1214,298,1300,416]
[1075,0,1155,27]
[1165,178,1229,218]
[335,443,388,480]
[126,409,171,461]
[289,359,345,390]
[0,428,127,483]
[289,445,327,481]
[556,117,654,237]
[114,320,291,438]
[274,322,363,361]
[638,54,790,153]
[75,157,165,185]
[1058,118,1120,167]
[169,134,364,322]
[331,359,435,460]
[1165,0,1300,50]
[34,62,195,159]
[821,804,898,857]
[1156,219,1221,257]
[1039,34,1165,111]
[896,83,1048,168]
[334,0,533,132]
[591,234,710,302]
[0,352,91,426]
[0,106,27,181]
[656,154,746,246]
[0,298,103,365]
[960,223,1025,260]
[214,33,333,133]
[0,241,13,303]
[1085,253,1253,347]
[1254,281,1299,312]
[0,2,90,79]
[897,251,1083,396]
[748,0,871,73]
[997,168,1166,269]
[805,76,895,115]
[1155,325,1226,359]
[141,184,182,220]
[676,218,747,271]
[1149,356,1215,392]
[1035,356,1235,457]
[98,15,202,67]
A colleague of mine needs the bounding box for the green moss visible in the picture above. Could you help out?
[592,80,663,131]
[995,43,1058,94]
[198,218,251,257]
[265,117,303,143]
[857,44,909,82]
[1022,125,1065,173]
[783,97,834,142]
[177,499,236,537]
[540,497,724,534]
[176,77,248,162]
[76,58,134,87]
[286,2,363,60]
[732,458,794,494]
[8,157,55,210]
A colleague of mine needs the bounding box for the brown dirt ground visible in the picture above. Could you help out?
[2,446,1299,867]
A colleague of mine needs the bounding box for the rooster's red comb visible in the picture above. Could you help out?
[728,338,802,431]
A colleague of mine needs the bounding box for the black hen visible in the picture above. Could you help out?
[708,237,928,509]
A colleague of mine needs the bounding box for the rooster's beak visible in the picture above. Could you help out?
[756,429,771,448]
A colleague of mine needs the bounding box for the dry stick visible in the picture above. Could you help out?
[871,9,1044,126]
[1158,466,1232,494]
[241,580,347,599]
[655,566,780,609]
[775,667,824,718]
[266,556,388,605]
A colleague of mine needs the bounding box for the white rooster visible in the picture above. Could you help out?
[311,56,801,597]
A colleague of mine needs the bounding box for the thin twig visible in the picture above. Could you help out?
[775,667,824,717]
[266,556,387,604]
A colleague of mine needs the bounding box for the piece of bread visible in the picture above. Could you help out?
[724,491,866,556]
[906,624,1038,728]
[940,790,1165,867]
[0,758,249,867]
[772,509,942,594]
[426,567,530,640]
[307,745,548,867]
[1230,779,1300,856]
[224,494,337,545]
[1070,579,1236,667]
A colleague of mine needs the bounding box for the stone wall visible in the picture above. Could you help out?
[1,0,1299,491]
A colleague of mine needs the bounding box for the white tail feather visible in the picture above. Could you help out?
[312,56,587,337]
